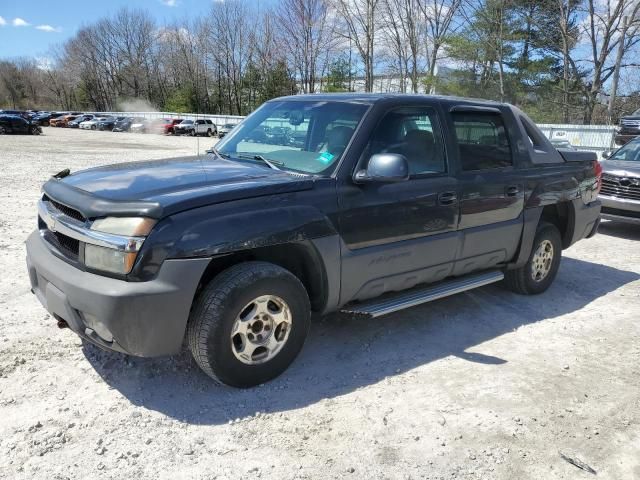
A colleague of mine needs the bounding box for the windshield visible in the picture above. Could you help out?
[610,138,640,162]
[216,100,368,175]
[181,120,193,124]
[633,109,640,116]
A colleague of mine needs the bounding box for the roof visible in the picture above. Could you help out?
[273,92,507,107]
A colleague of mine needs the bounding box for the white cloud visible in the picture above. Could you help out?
[36,24,61,33]
[12,17,30,27]
[161,0,178,6]
[0,16,6,26]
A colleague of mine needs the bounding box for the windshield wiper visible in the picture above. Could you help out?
[236,153,283,171]
[206,147,231,159]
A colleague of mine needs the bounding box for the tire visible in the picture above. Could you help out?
[91,125,96,130]
[190,129,196,137]
[504,221,562,295]
[187,261,311,388]
[0,126,5,135]
[30,126,40,135]
[207,129,212,137]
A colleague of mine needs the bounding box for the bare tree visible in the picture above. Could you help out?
[581,0,640,123]
[331,0,381,92]
[381,0,424,92]
[419,0,464,91]
[276,0,333,93]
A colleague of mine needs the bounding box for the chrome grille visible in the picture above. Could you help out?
[43,195,85,222]
[600,173,640,201]
[39,196,86,260]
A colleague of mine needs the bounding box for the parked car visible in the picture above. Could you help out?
[68,114,95,128]
[130,118,153,133]
[80,117,108,130]
[244,125,268,143]
[97,116,126,131]
[34,112,65,126]
[174,118,217,136]
[599,138,640,223]
[266,126,291,145]
[614,108,640,146]
[0,109,31,119]
[0,115,42,135]
[217,123,236,138]
[158,118,183,135]
[112,116,136,132]
[26,94,602,388]
[50,114,78,128]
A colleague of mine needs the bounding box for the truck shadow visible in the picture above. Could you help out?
[82,256,639,425]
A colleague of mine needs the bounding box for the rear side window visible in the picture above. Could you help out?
[452,112,512,171]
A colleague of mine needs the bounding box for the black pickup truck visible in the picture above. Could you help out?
[26,94,602,387]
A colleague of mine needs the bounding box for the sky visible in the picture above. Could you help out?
[0,0,273,60]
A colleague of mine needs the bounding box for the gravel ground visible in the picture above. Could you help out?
[1,128,639,480]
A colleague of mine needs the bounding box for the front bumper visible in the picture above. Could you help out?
[600,194,640,224]
[26,231,209,357]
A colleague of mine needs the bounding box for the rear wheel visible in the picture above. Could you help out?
[206,129,213,137]
[504,221,562,295]
[187,261,311,388]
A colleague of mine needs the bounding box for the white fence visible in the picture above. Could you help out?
[537,124,616,153]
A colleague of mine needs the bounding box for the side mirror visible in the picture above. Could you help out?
[354,153,409,183]
[601,150,612,159]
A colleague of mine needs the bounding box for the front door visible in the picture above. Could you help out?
[337,104,461,303]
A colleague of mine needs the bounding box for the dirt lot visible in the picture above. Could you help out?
[1,128,639,480]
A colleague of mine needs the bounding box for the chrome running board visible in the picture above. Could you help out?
[341,270,504,318]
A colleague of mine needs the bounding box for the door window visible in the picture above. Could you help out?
[452,112,512,171]
[366,107,446,176]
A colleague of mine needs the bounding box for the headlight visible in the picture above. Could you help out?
[84,217,157,274]
[85,244,138,274]
[91,217,156,236]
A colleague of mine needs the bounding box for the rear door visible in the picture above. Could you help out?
[337,103,461,303]
[448,107,524,275]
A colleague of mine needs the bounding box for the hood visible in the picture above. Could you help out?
[43,155,314,219]
[601,159,640,178]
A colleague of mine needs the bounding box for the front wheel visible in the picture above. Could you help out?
[503,221,562,295]
[31,126,40,135]
[187,261,311,388]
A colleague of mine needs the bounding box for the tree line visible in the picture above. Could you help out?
[1,0,639,124]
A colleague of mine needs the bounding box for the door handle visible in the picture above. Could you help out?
[505,186,520,197]
[438,191,458,205]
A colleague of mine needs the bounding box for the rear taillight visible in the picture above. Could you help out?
[593,160,603,193]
